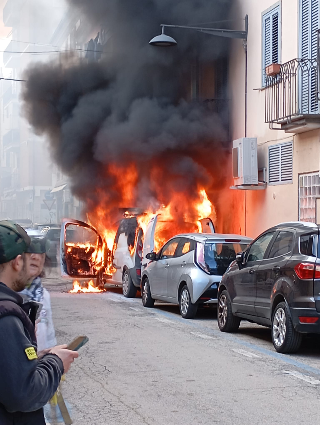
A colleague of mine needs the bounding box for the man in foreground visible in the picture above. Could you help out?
[0,220,78,424]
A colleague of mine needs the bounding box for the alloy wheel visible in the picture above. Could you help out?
[218,294,228,328]
[142,280,148,304]
[273,307,287,347]
[122,272,129,295]
[180,288,190,316]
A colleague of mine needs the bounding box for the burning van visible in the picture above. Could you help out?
[60,213,215,295]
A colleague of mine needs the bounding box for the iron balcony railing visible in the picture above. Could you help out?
[265,58,319,126]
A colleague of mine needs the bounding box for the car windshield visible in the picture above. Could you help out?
[204,242,248,275]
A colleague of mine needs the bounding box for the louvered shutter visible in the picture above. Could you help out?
[262,6,280,86]
[269,142,293,184]
[300,0,319,113]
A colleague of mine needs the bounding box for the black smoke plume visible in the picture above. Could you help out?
[23,0,233,229]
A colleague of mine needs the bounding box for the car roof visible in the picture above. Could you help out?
[265,221,319,233]
[171,233,253,243]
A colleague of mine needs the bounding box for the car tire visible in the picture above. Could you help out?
[141,277,154,308]
[217,290,241,332]
[122,269,137,298]
[179,285,198,319]
[271,302,302,354]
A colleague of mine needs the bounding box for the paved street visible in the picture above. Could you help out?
[45,277,320,425]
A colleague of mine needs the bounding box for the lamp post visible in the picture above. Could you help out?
[149,18,248,46]
[149,16,249,137]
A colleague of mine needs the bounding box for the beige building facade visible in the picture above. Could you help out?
[229,0,320,239]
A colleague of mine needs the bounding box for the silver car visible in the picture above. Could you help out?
[141,233,252,318]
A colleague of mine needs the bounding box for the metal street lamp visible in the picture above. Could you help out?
[149,16,249,138]
[149,16,248,46]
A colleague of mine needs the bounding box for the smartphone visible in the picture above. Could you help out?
[67,336,89,351]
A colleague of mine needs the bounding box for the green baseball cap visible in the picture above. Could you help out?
[0,220,31,264]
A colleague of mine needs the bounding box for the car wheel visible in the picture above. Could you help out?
[217,290,240,332]
[141,277,154,308]
[179,285,198,319]
[122,269,137,298]
[271,302,302,354]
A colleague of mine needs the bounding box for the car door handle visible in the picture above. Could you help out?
[181,261,186,267]
[249,269,255,274]
[273,266,280,272]
[165,263,170,268]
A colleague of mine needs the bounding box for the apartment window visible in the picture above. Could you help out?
[300,0,319,113]
[262,4,281,85]
[268,141,293,185]
[299,172,320,222]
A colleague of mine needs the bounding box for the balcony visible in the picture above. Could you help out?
[265,58,320,133]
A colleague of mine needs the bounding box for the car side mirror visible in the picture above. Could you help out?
[146,251,157,261]
[236,252,245,269]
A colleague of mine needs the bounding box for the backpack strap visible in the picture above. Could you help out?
[0,300,37,346]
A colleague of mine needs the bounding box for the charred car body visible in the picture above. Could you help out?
[60,214,215,296]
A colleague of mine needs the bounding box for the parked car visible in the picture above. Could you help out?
[141,233,251,318]
[217,221,320,354]
[26,226,60,266]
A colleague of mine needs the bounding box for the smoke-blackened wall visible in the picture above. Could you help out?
[23,0,233,229]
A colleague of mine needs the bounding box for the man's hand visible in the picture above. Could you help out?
[49,344,79,373]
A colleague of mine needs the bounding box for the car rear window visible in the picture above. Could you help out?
[300,234,318,257]
[204,242,248,275]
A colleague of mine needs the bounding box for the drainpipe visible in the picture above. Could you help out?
[244,15,248,236]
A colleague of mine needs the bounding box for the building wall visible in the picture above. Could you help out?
[229,0,320,239]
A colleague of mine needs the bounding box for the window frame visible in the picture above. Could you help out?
[267,230,295,259]
[261,2,282,87]
[246,232,277,263]
[159,238,181,260]
[298,171,320,222]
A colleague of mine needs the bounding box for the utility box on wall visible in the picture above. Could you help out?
[232,138,258,186]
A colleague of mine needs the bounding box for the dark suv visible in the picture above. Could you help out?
[217,222,320,353]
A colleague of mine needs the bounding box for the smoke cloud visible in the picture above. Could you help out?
[23,0,233,230]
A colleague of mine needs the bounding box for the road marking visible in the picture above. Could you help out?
[283,370,320,385]
[129,307,140,312]
[154,317,175,325]
[232,348,261,359]
[190,332,215,340]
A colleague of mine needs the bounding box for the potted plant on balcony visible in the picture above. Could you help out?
[266,63,281,77]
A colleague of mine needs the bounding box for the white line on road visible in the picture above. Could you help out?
[283,370,320,385]
[190,332,215,340]
[154,317,175,325]
[129,307,140,312]
[232,348,261,359]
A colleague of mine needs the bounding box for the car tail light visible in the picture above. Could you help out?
[225,239,241,243]
[196,242,209,274]
[294,263,318,280]
[136,268,141,276]
[299,316,319,324]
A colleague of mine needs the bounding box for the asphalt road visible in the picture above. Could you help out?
[45,277,320,425]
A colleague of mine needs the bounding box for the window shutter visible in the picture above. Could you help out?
[263,6,280,85]
[300,0,319,113]
[269,145,281,184]
[269,142,293,184]
[280,143,293,182]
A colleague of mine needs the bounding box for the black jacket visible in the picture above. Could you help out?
[0,282,64,425]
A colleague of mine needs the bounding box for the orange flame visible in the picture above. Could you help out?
[69,280,105,293]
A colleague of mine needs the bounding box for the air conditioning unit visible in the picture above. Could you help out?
[232,138,258,186]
